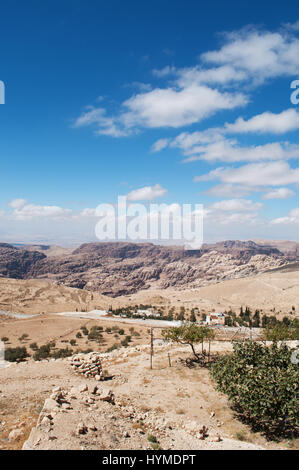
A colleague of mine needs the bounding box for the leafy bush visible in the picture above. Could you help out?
[88,330,103,341]
[5,347,29,362]
[18,333,29,342]
[51,347,73,359]
[210,341,299,439]
[265,323,299,341]
[33,344,51,361]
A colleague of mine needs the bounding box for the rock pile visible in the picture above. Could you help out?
[69,352,104,380]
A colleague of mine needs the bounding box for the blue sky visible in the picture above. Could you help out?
[0,0,299,245]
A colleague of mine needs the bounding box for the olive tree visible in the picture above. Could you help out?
[162,323,215,362]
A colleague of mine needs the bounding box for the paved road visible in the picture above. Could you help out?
[55,311,181,328]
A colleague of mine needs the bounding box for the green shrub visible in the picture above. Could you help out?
[151,443,161,450]
[33,344,51,361]
[5,346,29,362]
[51,347,73,359]
[210,341,299,439]
[147,434,158,443]
[88,330,103,341]
[18,333,29,342]
[1,337,9,343]
[30,342,38,350]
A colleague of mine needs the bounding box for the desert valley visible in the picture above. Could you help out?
[0,240,298,451]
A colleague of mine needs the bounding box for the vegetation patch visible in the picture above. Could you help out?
[210,341,299,440]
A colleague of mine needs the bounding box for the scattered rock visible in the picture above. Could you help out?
[8,428,24,442]
[43,398,60,412]
[76,422,88,435]
[70,353,104,380]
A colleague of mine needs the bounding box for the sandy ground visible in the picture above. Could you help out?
[118,269,299,316]
[0,278,112,314]
[0,313,154,352]
[0,340,297,451]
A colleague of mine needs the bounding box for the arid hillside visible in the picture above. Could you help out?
[0,262,298,316]
[0,278,112,314]
[0,240,297,296]
[122,266,299,316]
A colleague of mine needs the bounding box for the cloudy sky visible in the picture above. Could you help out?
[0,0,299,245]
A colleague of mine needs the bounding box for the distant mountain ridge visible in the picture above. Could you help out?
[0,240,297,296]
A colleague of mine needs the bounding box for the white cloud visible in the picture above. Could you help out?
[209,198,262,212]
[163,130,299,163]
[271,208,299,224]
[262,187,295,200]
[205,183,253,198]
[201,28,299,83]
[151,138,171,152]
[8,198,27,209]
[196,161,299,187]
[78,207,102,218]
[152,65,176,77]
[225,109,299,134]
[8,199,72,220]
[283,21,299,32]
[121,85,247,129]
[74,25,299,139]
[184,139,299,163]
[73,106,131,137]
[126,184,167,201]
[205,198,262,226]
[74,86,247,135]
[176,65,247,87]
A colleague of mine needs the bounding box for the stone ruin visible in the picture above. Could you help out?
[69,352,104,380]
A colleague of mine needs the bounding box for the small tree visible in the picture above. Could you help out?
[265,323,292,342]
[189,310,197,323]
[162,323,214,362]
[5,347,29,362]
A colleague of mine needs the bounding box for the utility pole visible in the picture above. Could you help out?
[150,328,153,369]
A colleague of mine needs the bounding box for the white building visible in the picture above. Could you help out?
[205,312,225,326]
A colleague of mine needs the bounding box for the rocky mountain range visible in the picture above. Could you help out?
[0,240,298,296]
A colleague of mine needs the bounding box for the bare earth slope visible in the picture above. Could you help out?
[0,264,298,316]
[0,240,296,297]
[0,278,112,314]
[1,343,283,450]
[123,267,299,315]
